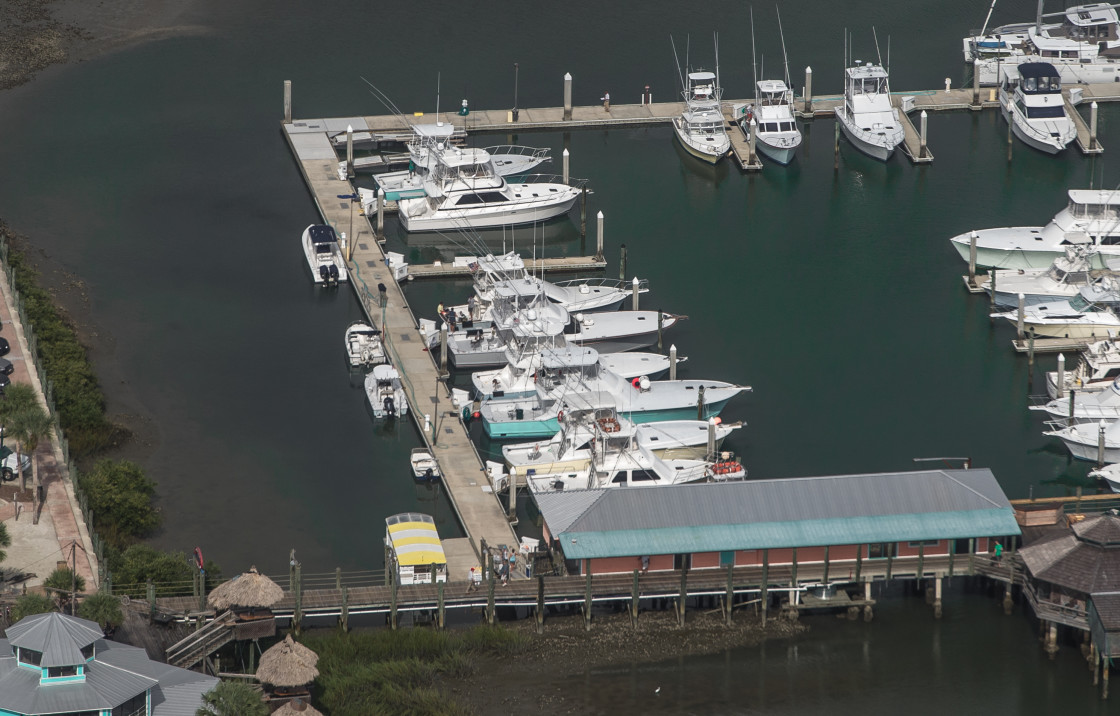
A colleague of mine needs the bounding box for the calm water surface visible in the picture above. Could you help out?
[0,0,1112,708]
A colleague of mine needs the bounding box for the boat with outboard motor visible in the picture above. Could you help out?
[345,321,387,368]
[999,62,1076,154]
[949,190,1120,270]
[365,364,408,419]
[301,224,348,285]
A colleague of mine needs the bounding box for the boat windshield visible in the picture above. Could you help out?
[1069,294,1093,311]
[1047,266,1068,281]
[1026,105,1066,119]
[1069,201,1120,220]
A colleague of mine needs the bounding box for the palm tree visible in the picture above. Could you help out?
[0,521,9,564]
[44,566,86,612]
[196,680,268,716]
[19,403,54,525]
[78,591,124,635]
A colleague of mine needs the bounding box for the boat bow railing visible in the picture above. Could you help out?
[508,173,591,190]
[484,145,551,161]
[553,277,650,293]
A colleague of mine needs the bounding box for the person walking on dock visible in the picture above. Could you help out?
[994,541,1003,563]
[601,92,610,111]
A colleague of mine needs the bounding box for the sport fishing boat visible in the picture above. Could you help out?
[949,190,1120,270]
[472,348,677,401]
[502,407,742,479]
[1044,418,1120,462]
[365,364,408,419]
[836,60,904,161]
[479,345,748,439]
[1088,463,1120,492]
[992,280,1120,339]
[670,39,731,164]
[1045,339,1120,398]
[964,3,1120,86]
[1031,376,1120,423]
[982,247,1103,307]
[344,321,387,368]
[999,62,1076,154]
[394,143,580,232]
[566,311,681,353]
[301,224,348,285]
[737,80,802,165]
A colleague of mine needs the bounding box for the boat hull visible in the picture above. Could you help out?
[756,139,798,165]
[949,237,1073,271]
[1015,320,1120,340]
[672,124,729,164]
[483,400,736,440]
[1054,433,1120,463]
[1004,104,1068,155]
[837,115,895,162]
[399,194,578,233]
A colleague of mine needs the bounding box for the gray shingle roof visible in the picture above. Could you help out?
[6,612,102,667]
[534,469,1021,559]
[1020,515,1120,594]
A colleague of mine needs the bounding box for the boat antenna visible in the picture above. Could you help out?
[670,35,687,95]
[776,5,791,88]
[750,6,758,104]
[873,26,884,68]
[360,77,411,130]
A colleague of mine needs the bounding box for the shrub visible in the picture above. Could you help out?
[195,679,268,716]
[78,591,123,633]
[11,593,55,622]
[78,459,160,545]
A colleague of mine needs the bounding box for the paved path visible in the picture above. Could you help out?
[0,254,97,590]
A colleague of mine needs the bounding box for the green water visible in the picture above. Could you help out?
[0,0,1114,707]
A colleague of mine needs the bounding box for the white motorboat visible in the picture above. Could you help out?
[999,62,1076,154]
[965,3,1120,85]
[566,311,681,353]
[410,448,441,481]
[983,247,1103,307]
[736,80,801,165]
[365,364,409,419]
[994,281,1120,339]
[1045,339,1120,397]
[393,143,580,232]
[836,60,904,161]
[301,224,348,285]
[480,345,747,440]
[1044,418,1120,461]
[344,321,387,368]
[1031,376,1120,422]
[670,52,731,164]
[472,349,678,401]
[949,190,1120,270]
[444,283,569,369]
[502,408,742,478]
[1089,463,1120,492]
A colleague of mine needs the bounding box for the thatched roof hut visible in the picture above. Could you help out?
[207,566,284,610]
[272,698,323,716]
[256,635,319,688]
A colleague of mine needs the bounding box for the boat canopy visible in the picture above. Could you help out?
[689,71,716,82]
[413,123,457,139]
[1018,62,1062,93]
[1065,4,1119,28]
[540,345,600,369]
[494,279,547,299]
[757,79,790,94]
[307,225,338,245]
[371,364,399,381]
[1068,189,1120,207]
[385,513,446,567]
[846,62,889,79]
[437,147,493,168]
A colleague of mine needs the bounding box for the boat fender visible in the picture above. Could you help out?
[558,410,564,421]
[632,376,641,389]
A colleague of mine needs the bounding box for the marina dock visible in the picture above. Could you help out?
[282,122,520,578]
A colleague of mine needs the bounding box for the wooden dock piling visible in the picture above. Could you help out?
[619,242,627,281]
[630,570,640,628]
[563,73,573,120]
[669,344,677,380]
[562,148,569,184]
[284,80,291,124]
[804,67,813,114]
[1057,353,1066,399]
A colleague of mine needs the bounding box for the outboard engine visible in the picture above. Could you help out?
[552,480,565,491]
[319,265,330,282]
[328,264,340,282]
[383,396,396,417]
[424,467,435,481]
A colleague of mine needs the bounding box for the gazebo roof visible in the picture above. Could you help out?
[255,635,319,688]
[272,698,324,716]
[1020,514,1120,594]
[207,567,284,610]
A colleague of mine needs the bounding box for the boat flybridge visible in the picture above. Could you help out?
[394,143,581,232]
[301,224,348,285]
[964,2,1120,85]
[836,61,904,161]
[982,246,1105,308]
[672,71,731,164]
[999,62,1076,155]
[737,80,802,165]
[1045,339,1120,397]
[949,189,1120,270]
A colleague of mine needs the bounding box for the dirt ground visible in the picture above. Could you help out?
[443,608,806,715]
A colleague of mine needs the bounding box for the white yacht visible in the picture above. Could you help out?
[344,321,387,368]
[1045,418,1120,462]
[502,408,742,479]
[1032,376,1120,422]
[993,280,1120,338]
[672,70,731,164]
[999,62,1076,154]
[472,349,675,401]
[1088,463,1120,492]
[965,3,1120,85]
[301,224,348,285]
[836,61,904,161]
[983,247,1102,308]
[949,190,1120,270]
[365,364,408,419]
[737,80,801,165]
[1045,339,1120,398]
[395,144,580,232]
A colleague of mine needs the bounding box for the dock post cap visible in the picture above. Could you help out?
[563,148,569,156]
[346,124,353,132]
[920,110,927,118]
[564,72,572,80]
[1018,292,1025,298]
[378,187,385,197]
[1092,100,1099,108]
[597,210,604,218]
[971,230,979,238]
[805,66,812,73]
[632,277,640,286]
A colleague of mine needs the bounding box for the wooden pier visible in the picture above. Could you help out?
[282,122,520,578]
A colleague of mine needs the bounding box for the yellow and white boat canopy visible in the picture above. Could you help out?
[385,513,447,567]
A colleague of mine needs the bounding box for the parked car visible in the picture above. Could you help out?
[0,358,11,375]
[0,337,9,357]
[0,445,31,481]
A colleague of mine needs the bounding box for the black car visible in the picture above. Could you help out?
[0,337,9,357]
[0,374,9,390]
[0,358,12,375]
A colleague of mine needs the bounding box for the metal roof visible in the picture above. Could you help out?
[6,612,102,667]
[533,469,1021,560]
